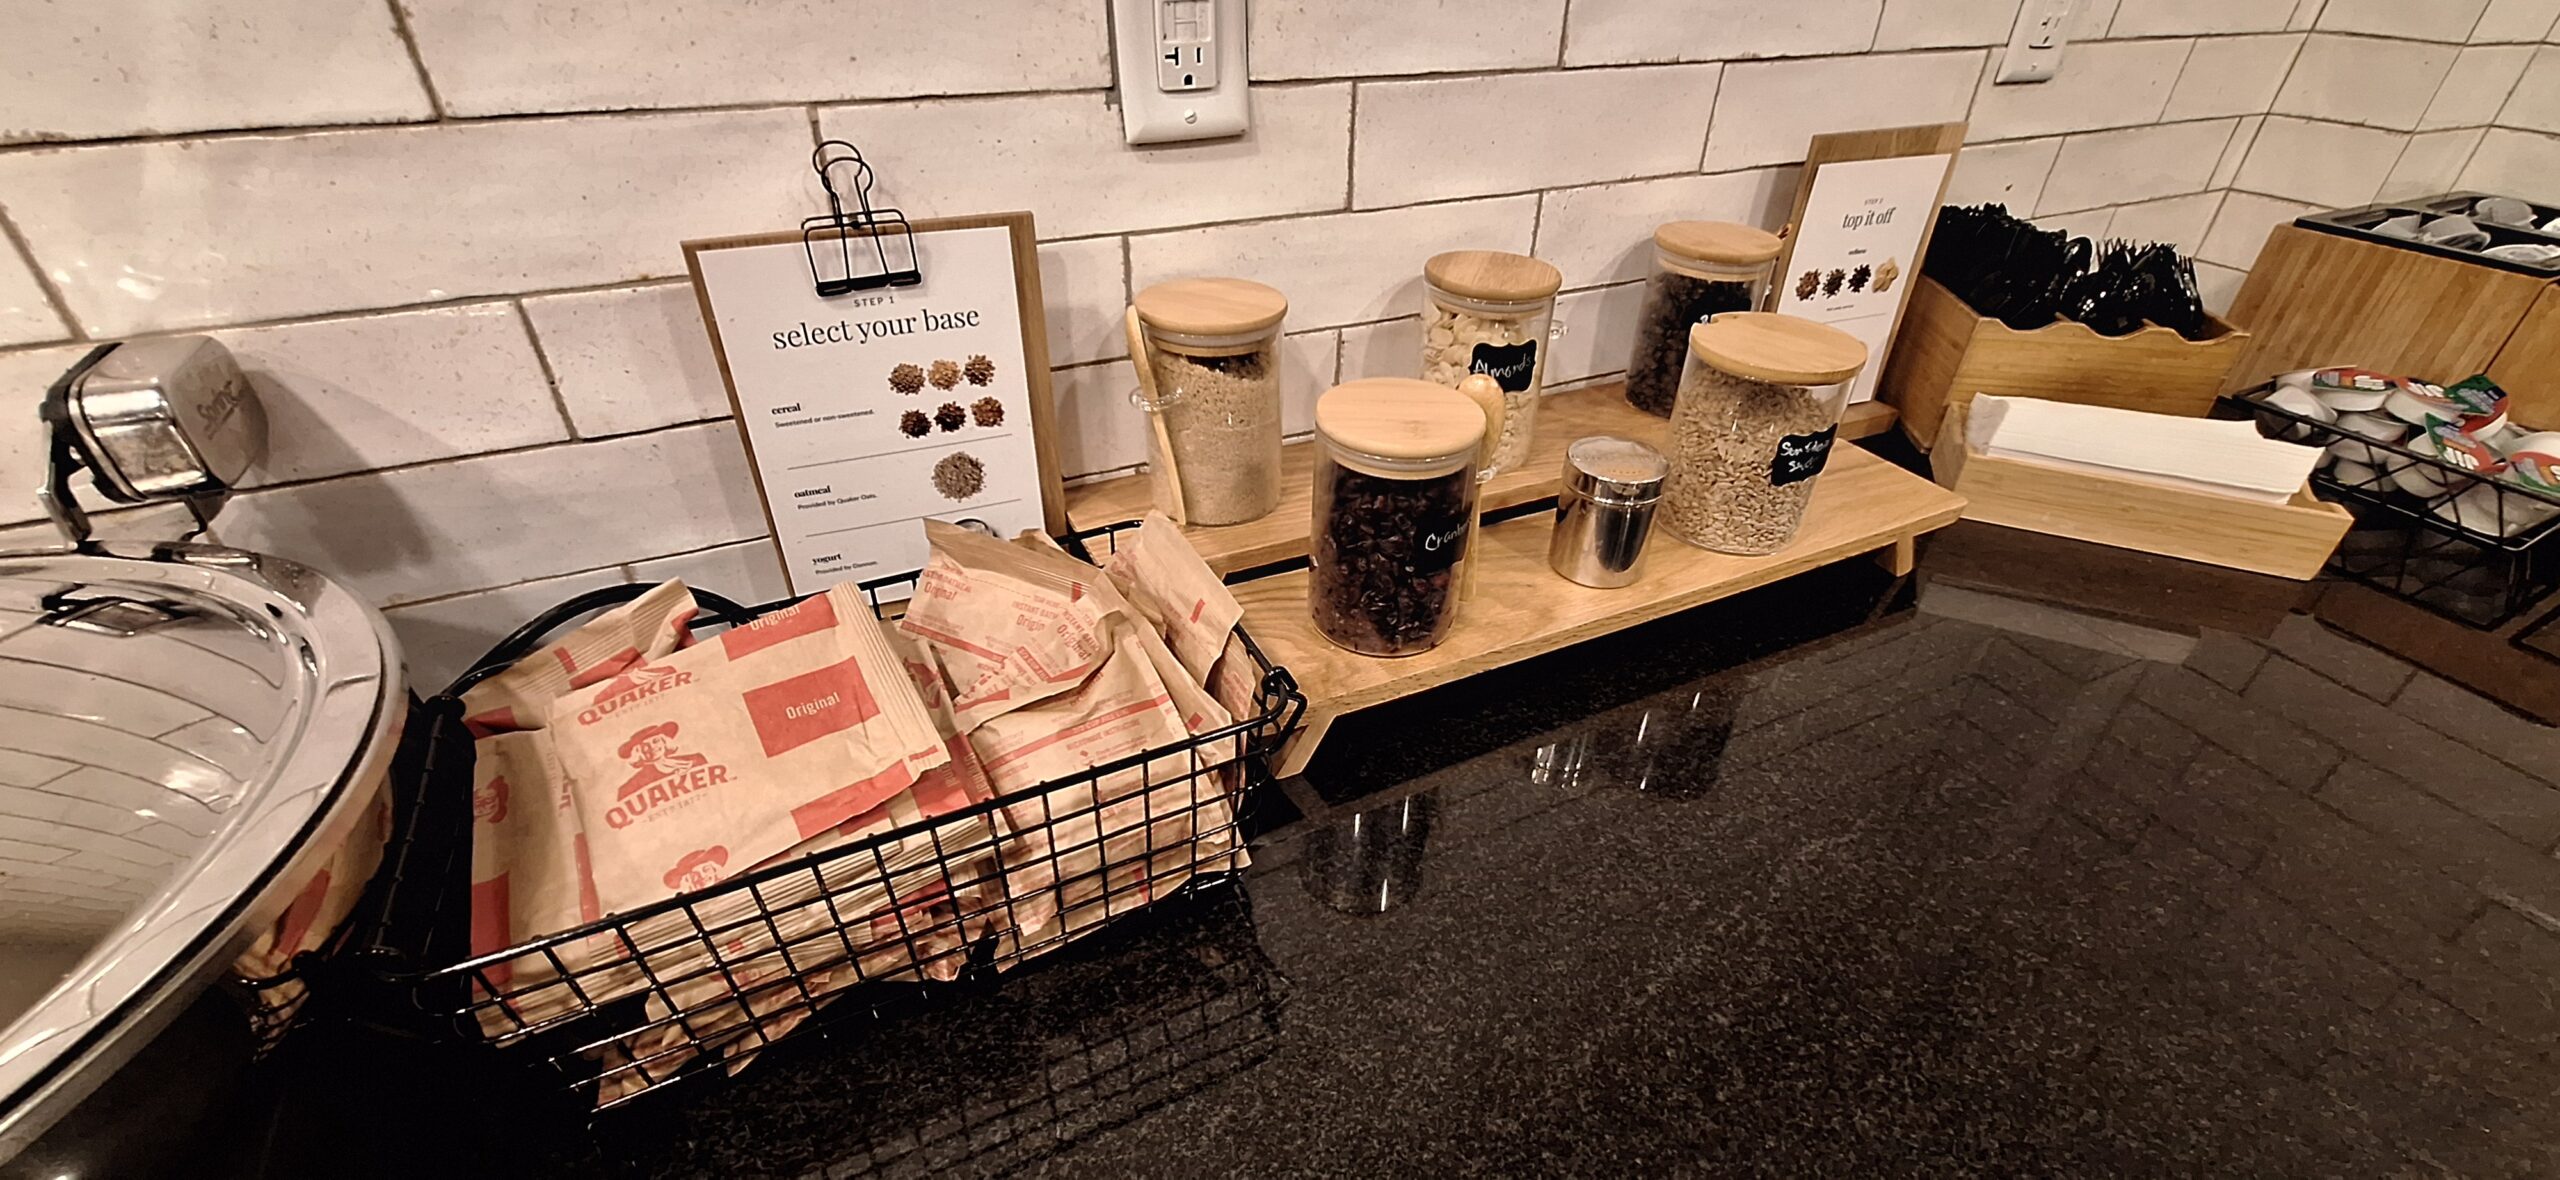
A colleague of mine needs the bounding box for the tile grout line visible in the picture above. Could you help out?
[508,297,582,441]
[0,203,84,342]
[382,0,449,120]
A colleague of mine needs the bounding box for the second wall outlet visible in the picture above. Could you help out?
[1116,0,1250,144]
[1996,0,2074,84]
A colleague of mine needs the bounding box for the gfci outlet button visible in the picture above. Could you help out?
[1115,0,1248,143]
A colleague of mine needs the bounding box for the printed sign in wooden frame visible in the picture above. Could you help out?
[1773,122,1967,436]
[685,212,1065,598]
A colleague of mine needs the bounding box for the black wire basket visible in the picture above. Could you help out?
[2224,384,2560,627]
[341,520,1304,1110]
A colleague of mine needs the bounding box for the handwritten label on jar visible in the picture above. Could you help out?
[1768,427,1838,488]
[1469,342,1539,393]
[1413,513,1472,574]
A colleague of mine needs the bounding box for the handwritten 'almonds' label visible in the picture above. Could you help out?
[1469,341,1538,393]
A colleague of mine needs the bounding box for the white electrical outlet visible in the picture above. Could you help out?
[1996,0,2074,84]
[1115,0,1249,144]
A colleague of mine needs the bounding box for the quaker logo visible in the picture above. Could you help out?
[662,846,731,892]
[576,662,693,725]
[605,722,730,829]
[1468,341,1539,393]
[1768,427,1838,488]
[473,775,510,824]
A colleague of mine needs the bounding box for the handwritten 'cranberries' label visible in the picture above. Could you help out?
[1768,427,1838,488]
[1469,341,1539,393]
[1411,509,1471,574]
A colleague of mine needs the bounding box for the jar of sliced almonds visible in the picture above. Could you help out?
[1420,250,1560,477]
[1660,313,1868,556]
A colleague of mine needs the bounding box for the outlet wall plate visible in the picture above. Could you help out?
[1115,0,1249,143]
[1996,0,2073,84]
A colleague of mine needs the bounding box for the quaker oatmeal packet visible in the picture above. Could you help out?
[1100,511,1244,684]
[461,580,699,736]
[546,583,950,922]
[900,519,1122,732]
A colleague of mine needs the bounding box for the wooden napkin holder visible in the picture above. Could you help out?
[1928,400,2349,581]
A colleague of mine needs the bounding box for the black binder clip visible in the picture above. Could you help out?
[803,139,922,296]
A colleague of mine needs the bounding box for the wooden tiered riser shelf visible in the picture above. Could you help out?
[1064,382,1897,573]
[1065,380,1959,777]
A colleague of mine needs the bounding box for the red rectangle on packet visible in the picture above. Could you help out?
[721,592,839,660]
[742,655,883,758]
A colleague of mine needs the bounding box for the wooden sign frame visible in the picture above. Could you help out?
[1774,122,1967,439]
[684,211,1066,596]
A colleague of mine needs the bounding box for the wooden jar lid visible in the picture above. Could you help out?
[1654,220,1783,266]
[1132,277,1288,336]
[1315,378,1487,460]
[1424,250,1562,303]
[1686,313,1868,386]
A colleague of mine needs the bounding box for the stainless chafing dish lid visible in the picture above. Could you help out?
[0,541,399,1155]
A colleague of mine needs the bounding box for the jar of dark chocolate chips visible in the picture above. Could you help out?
[1308,378,1490,657]
[1623,221,1782,417]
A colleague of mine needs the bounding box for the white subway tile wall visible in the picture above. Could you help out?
[521,284,732,439]
[1705,51,1985,171]
[1351,66,1724,208]
[2420,45,2540,129]
[816,88,1353,238]
[2233,117,2414,207]
[1943,137,2064,209]
[2472,0,2560,42]
[1251,0,1571,80]
[1533,169,1797,288]
[2315,0,2493,40]
[2381,128,2493,199]
[2037,120,2238,214]
[398,0,1112,115]
[0,0,429,143]
[1563,0,1885,66]
[1,0,2551,666]
[2162,34,2306,122]
[2109,0,2302,36]
[0,254,67,348]
[2273,36,2461,130]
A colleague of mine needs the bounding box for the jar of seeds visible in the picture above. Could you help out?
[1661,313,1868,556]
[1623,221,1781,417]
[1130,277,1288,526]
[1308,378,1490,657]
[1420,250,1561,477]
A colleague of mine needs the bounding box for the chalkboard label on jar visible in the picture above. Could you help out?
[1469,342,1539,393]
[1412,512,1472,574]
[1768,427,1838,488]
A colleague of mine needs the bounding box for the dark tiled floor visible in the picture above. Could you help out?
[183,539,2560,1178]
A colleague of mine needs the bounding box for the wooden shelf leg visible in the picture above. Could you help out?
[1272,705,1339,779]
[1874,534,1918,577]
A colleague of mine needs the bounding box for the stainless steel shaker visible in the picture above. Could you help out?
[1548,436,1668,588]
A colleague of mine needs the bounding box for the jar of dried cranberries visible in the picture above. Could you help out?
[1308,378,1490,657]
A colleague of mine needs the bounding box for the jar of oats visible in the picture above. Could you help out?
[1661,313,1868,556]
[1131,277,1288,526]
[1420,250,1560,477]
[1623,221,1781,418]
[1308,379,1489,657]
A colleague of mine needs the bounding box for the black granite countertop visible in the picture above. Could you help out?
[188,517,2560,1177]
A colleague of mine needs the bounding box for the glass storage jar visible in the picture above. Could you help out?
[1420,250,1560,478]
[1661,312,1869,556]
[1308,378,1490,657]
[1623,221,1782,417]
[1130,277,1288,526]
